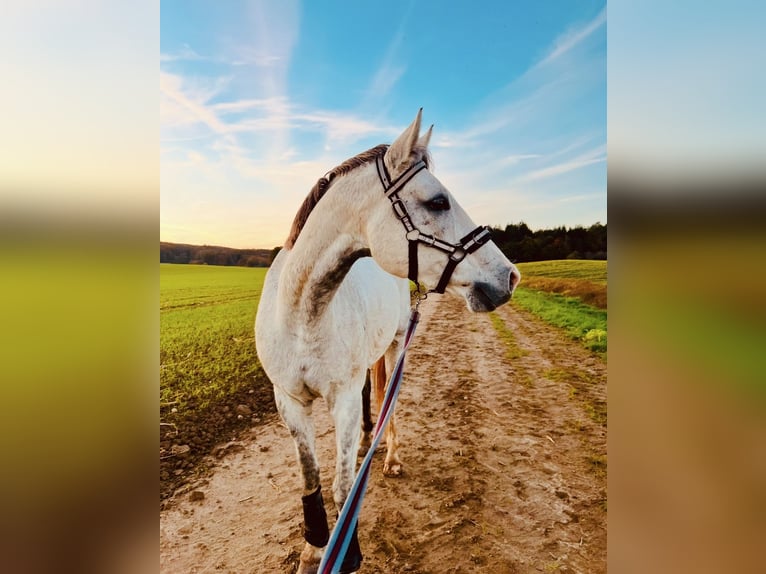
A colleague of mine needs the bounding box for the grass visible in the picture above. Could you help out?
[509,260,607,355]
[513,288,607,354]
[519,276,606,309]
[160,264,268,412]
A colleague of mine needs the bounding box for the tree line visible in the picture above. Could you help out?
[160,222,606,267]
[160,242,276,267]
[488,222,606,262]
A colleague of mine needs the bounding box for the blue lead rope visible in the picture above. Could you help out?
[317,307,421,574]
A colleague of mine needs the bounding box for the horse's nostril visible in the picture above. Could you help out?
[510,268,521,291]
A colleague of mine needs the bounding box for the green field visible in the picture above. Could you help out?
[513,260,608,354]
[160,264,268,411]
[517,259,607,284]
[160,260,608,413]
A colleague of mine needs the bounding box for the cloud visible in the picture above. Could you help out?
[161,69,398,151]
[160,72,229,134]
[513,145,606,184]
[499,153,543,166]
[365,64,407,106]
[537,7,606,67]
[161,2,606,247]
[358,5,413,114]
[160,44,206,62]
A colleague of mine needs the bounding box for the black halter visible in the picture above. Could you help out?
[375,154,492,294]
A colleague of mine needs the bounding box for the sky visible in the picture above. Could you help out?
[161,0,606,249]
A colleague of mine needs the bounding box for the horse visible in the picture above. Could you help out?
[255,110,520,573]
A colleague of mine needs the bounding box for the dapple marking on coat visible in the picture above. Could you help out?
[255,110,520,573]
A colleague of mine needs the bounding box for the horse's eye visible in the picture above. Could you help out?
[425,195,450,211]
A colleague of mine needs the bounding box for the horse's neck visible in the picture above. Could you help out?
[278,173,375,324]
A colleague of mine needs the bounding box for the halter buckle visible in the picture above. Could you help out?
[391,199,408,220]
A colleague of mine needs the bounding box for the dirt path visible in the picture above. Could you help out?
[160,296,607,573]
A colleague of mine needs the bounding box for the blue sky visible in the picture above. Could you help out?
[161,0,606,249]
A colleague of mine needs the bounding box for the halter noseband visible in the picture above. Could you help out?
[375,154,492,294]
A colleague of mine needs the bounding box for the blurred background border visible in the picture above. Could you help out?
[0,1,764,572]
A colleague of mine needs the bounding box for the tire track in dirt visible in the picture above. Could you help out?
[160,296,606,573]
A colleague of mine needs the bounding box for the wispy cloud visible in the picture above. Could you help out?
[499,153,543,166]
[160,44,206,63]
[425,7,605,205]
[513,145,606,184]
[160,72,230,134]
[358,3,413,115]
[161,71,398,145]
[161,2,606,247]
[537,7,606,67]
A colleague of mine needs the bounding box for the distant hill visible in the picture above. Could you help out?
[160,242,276,267]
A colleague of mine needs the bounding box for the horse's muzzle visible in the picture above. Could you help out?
[467,281,511,312]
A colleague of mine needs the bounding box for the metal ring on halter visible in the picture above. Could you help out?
[413,285,428,310]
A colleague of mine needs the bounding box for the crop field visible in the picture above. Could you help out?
[513,259,607,354]
[160,263,271,497]
[160,263,267,410]
[517,259,607,283]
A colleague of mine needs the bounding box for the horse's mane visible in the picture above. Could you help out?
[285,143,431,248]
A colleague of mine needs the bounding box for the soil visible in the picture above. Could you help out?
[160,295,607,573]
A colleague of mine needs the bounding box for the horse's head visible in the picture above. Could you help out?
[367,110,520,312]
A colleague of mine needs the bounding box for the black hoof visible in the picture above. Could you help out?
[339,524,362,573]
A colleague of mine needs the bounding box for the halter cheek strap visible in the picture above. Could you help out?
[375,155,492,294]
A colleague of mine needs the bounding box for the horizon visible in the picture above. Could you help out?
[161,1,606,249]
[161,220,607,252]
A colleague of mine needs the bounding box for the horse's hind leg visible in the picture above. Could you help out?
[372,345,404,477]
[359,370,374,455]
[273,387,328,574]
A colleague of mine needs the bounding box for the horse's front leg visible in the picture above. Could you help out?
[273,388,328,574]
[328,386,365,573]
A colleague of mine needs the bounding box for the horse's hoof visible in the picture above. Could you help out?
[297,544,322,574]
[383,462,403,477]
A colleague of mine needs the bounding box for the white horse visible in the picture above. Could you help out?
[255,110,520,573]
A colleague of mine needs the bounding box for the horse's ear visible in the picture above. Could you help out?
[386,109,423,175]
[417,124,433,150]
